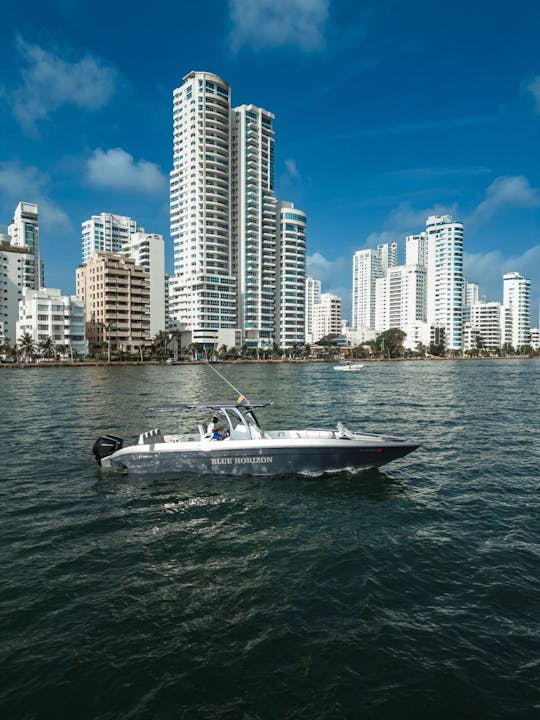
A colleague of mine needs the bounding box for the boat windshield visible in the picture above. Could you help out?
[150,400,270,439]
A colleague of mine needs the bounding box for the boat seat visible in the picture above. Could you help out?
[139,428,165,444]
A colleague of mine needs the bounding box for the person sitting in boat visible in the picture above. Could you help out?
[205,416,223,440]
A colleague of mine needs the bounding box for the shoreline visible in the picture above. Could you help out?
[0,356,536,369]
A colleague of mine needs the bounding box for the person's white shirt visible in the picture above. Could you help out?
[205,420,217,438]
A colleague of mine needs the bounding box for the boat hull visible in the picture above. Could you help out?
[102,440,420,476]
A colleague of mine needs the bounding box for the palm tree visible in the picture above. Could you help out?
[38,336,55,358]
[0,338,14,362]
[55,343,68,360]
[18,332,36,362]
[151,331,169,359]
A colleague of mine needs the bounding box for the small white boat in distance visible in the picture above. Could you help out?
[334,362,364,372]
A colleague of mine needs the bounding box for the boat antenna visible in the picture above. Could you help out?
[203,360,249,404]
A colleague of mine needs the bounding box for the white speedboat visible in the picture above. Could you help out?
[334,362,364,371]
[92,399,419,476]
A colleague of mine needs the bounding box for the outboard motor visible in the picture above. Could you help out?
[92,435,123,466]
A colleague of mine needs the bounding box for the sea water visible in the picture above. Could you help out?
[0,360,538,719]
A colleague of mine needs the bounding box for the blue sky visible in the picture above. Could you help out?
[1,0,539,323]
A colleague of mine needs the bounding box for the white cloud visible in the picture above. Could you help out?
[285,158,300,179]
[0,162,71,231]
[87,148,167,194]
[527,75,540,113]
[307,252,354,321]
[307,251,349,287]
[362,230,403,249]
[229,0,329,52]
[470,176,540,223]
[389,201,458,231]
[10,38,116,134]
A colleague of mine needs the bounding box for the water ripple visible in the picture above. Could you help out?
[0,361,539,719]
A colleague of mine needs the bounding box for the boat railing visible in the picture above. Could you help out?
[138,428,165,444]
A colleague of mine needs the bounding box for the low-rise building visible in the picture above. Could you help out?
[313,293,342,342]
[16,287,87,357]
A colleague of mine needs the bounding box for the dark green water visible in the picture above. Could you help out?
[1,360,539,719]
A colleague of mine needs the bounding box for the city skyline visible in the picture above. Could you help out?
[0,0,539,323]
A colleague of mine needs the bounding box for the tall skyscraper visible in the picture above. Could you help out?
[169,71,237,345]
[425,215,464,351]
[352,249,381,330]
[305,275,321,344]
[231,104,277,349]
[169,70,306,350]
[405,232,428,267]
[375,264,426,333]
[8,202,43,290]
[377,242,398,272]
[503,272,531,349]
[0,235,30,343]
[463,279,480,325]
[81,212,142,264]
[276,201,306,347]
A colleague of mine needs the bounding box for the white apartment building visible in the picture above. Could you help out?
[375,264,427,334]
[464,279,479,306]
[168,70,306,350]
[0,236,30,343]
[342,325,377,347]
[8,202,43,290]
[305,275,321,344]
[529,327,539,351]
[463,301,505,351]
[503,272,531,349]
[313,293,341,343]
[81,212,143,264]
[169,71,237,346]
[76,252,150,352]
[16,287,87,357]
[121,232,165,337]
[276,202,306,347]
[405,232,428,267]
[352,249,381,330]
[463,279,480,324]
[231,104,277,349]
[377,242,398,272]
[425,215,464,351]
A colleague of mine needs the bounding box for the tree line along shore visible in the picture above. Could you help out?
[1,327,538,366]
